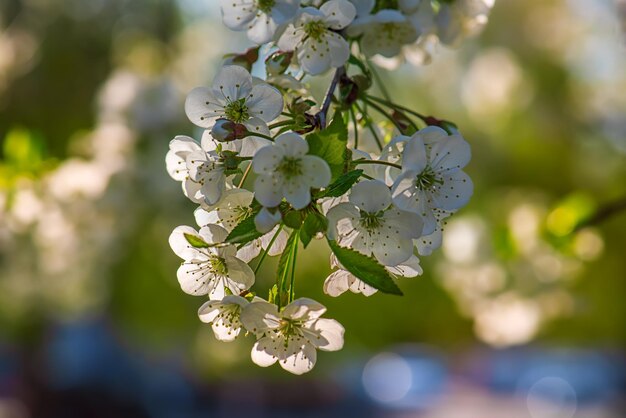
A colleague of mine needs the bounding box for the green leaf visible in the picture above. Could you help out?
[300,212,328,248]
[276,230,299,308]
[306,115,349,182]
[226,212,263,245]
[318,169,363,198]
[268,284,279,304]
[283,210,304,229]
[184,233,210,248]
[327,240,403,295]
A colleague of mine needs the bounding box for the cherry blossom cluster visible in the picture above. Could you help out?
[165,0,483,374]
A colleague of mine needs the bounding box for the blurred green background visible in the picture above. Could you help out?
[0,0,625,416]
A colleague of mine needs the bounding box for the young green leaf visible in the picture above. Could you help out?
[327,240,403,295]
[318,169,363,198]
[225,213,263,245]
[184,233,211,248]
[300,212,328,247]
[306,115,349,182]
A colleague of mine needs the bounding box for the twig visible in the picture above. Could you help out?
[316,66,345,129]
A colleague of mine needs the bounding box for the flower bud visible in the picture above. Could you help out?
[210,119,247,142]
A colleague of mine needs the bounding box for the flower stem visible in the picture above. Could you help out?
[367,60,392,102]
[316,66,345,129]
[363,98,406,133]
[288,231,299,304]
[353,159,402,170]
[350,106,359,150]
[365,94,428,123]
[238,163,252,188]
[354,102,383,151]
[269,120,294,130]
[254,225,283,275]
[244,131,274,142]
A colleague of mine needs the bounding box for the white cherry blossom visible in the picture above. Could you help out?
[327,179,423,265]
[348,9,419,58]
[278,0,356,75]
[252,132,331,210]
[198,295,251,341]
[165,135,227,205]
[241,298,344,374]
[168,225,255,299]
[391,126,473,235]
[193,189,289,262]
[185,65,283,156]
[219,0,300,44]
[324,253,422,297]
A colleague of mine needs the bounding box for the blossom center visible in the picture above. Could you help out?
[278,318,304,339]
[416,166,443,190]
[304,20,328,41]
[257,0,275,13]
[359,210,384,232]
[224,98,249,123]
[373,0,399,13]
[234,205,253,223]
[277,157,303,180]
[209,255,228,276]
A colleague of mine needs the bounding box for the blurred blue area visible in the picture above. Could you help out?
[1,320,623,417]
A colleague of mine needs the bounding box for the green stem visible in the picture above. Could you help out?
[363,98,406,133]
[254,225,283,275]
[269,120,294,130]
[353,159,402,170]
[367,60,392,102]
[366,94,428,123]
[354,102,383,151]
[238,163,252,188]
[288,231,299,304]
[245,131,274,142]
[350,106,359,150]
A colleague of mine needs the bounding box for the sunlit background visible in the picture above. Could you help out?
[1,0,625,416]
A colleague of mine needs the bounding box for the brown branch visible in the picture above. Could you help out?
[575,195,626,231]
[315,66,345,129]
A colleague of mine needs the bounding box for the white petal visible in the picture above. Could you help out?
[349,0,375,16]
[240,300,281,334]
[280,341,317,375]
[199,224,229,244]
[384,207,424,239]
[349,279,378,296]
[193,208,219,230]
[184,87,223,128]
[246,83,284,122]
[247,13,279,44]
[372,235,414,266]
[311,318,344,351]
[252,145,284,174]
[251,337,280,367]
[277,24,304,51]
[168,225,202,260]
[431,170,473,211]
[282,298,326,321]
[321,0,357,29]
[402,134,428,173]
[430,134,472,172]
[254,175,284,208]
[283,178,312,210]
[326,32,351,67]
[219,0,256,30]
[237,240,262,263]
[255,207,282,234]
[275,132,309,157]
[224,256,255,289]
[177,260,213,296]
[301,155,332,188]
[265,227,289,256]
[298,38,332,75]
[417,126,449,145]
[211,65,253,103]
[197,300,221,323]
[389,254,422,277]
[349,179,391,213]
[326,202,360,240]
[323,269,352,297]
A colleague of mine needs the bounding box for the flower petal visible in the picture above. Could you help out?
[251,336,280,367]
[323,269,352,297]
[279,341,317,375]
[224,256,255,289]
[184,87,223,128]
[321,0,357,29]
[311,318,345,351]
[252,145,284,174]
[211,65,253,102]
[301,155,332,188]
[247,14,279,44]
[283,178,312,210]
[282,298,327,321]
[246,83,284,122]
[168,225,202,260]
[349,179,391,213]
[431,170,473,211]
[254,175,284,208]
[241,300,281,335]
[275,132,309,157]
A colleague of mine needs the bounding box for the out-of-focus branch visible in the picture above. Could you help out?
[575,195,626,231]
